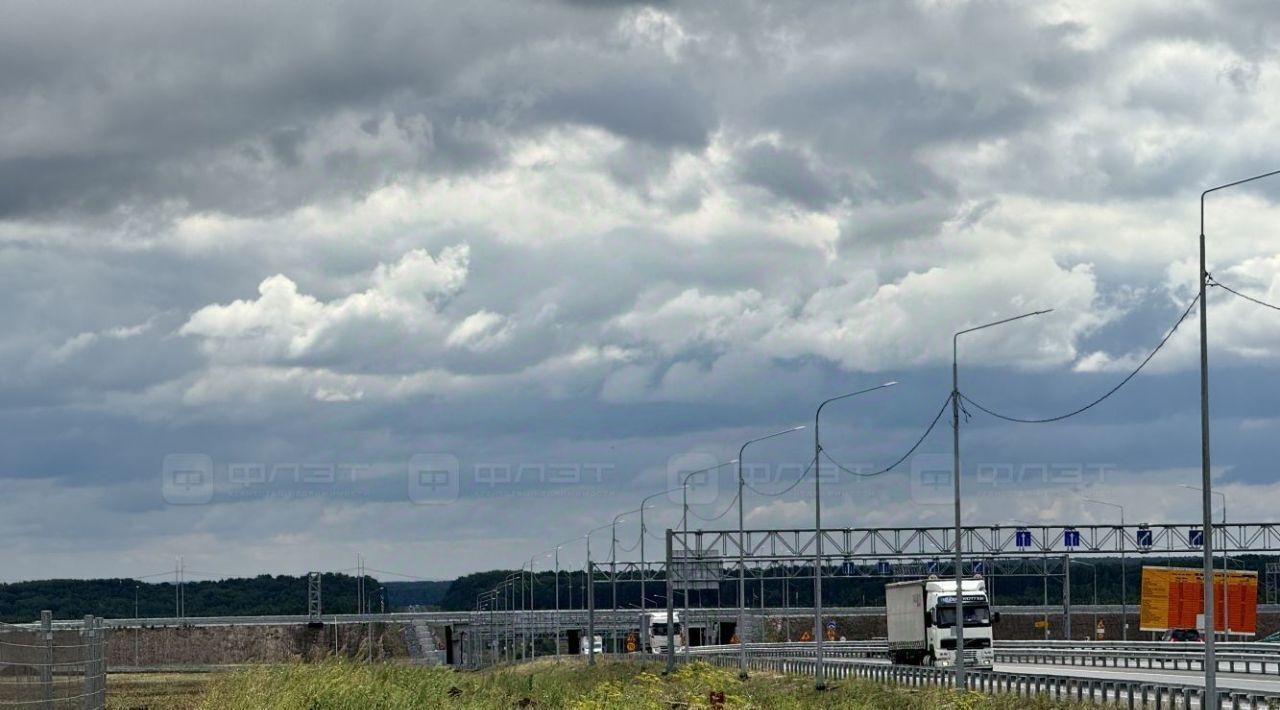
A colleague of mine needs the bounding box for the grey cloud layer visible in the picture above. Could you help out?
[5,0,1280,580]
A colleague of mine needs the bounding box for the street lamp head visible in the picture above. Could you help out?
[883,381,899,387]
[955,308,1054,339]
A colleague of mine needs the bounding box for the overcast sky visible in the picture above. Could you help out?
[5,0,1280,583]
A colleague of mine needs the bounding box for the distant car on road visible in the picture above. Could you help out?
[1161,629,1202,642]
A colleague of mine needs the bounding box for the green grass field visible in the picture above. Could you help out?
[108,659,1086,709]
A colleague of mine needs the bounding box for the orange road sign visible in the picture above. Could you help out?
[1140,566,1258,634]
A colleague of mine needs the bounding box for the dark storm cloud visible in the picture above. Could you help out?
[736,142,839,210]
[6,0,1280,580]
[0,1,613,219]
[530,66,717,149]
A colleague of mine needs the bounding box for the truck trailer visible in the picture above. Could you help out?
[885,577,998,668]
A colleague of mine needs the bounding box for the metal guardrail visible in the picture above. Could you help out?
[682,648,1280,709]
[995,647,1280,677]
[692,640,1280,668]
[998,639,1280,655]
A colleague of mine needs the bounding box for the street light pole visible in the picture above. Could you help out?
[639,489,680,620]
[584,523,612,666]
[1199,169,1280,701]
[1183,484,1230,640]
[502,572,520,661]
[812,381,897,690]
[677,460,737,664]
[612,507,645,653]
[1075,560,1098,639]
[553,544,566,657]
[522,560,532,659]
[738,425,806,679]
[1083,498,1126,640]
[1012,519,1048,639]
[954,309,1051,689]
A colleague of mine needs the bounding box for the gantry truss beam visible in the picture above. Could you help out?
[672,523,1280,562]
[603,556,1073,584]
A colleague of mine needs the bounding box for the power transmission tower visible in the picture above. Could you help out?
[308,572,323,627]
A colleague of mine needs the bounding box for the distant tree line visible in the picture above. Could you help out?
[6,555,1271,621]
[0,573,381,622]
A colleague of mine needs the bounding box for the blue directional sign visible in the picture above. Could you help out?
[1015,529,1033,547]
[1136,528,1153,549]
[1189,528,1204,547]
[972,561,985,574]
[1063,529,1081,548]
[876,560,892,575]
[840,560,856,575]
[926,560,940,574]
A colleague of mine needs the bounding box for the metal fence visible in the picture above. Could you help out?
[0,613,107,709]
[684,645,1280,709]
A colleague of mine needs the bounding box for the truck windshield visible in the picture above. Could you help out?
[650,623,681,635]
[935,604,991,627]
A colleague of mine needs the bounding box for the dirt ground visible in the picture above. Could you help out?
[106,673,213,710]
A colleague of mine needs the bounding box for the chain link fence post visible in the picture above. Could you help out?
[40,611,53,709]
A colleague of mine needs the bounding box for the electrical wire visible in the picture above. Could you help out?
[1208,274,1280,312]
[743,455,816,497]
[617,531,642,554]
[822,393,952,478]
[686,491,740,523]
[961,292,1200,424]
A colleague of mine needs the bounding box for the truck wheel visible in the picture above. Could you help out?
[922,653,934,667]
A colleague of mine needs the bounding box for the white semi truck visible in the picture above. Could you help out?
[638,611,682,654]
[885,577,998,668]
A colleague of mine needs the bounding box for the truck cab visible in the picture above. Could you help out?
[886,577,998,669]
[639,611,682,654]
[579,635,603,656]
